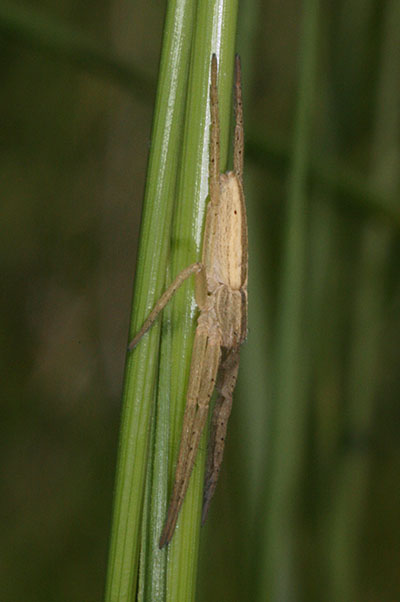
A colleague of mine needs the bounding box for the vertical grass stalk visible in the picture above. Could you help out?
[162,1,238,600]
[327,2,400,599]
[104,1,195,599]
[258,0,320,599]
[105,0,238,600]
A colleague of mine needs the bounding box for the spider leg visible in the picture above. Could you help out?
[233,54,243,181]
[209,54,220,208]
[128,262,203,350]
[202,347,240,524]
[159,315,221,547]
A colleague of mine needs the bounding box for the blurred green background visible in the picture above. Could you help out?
[1,1,399,601]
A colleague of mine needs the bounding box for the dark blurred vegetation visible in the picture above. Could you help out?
[1,1,399,601]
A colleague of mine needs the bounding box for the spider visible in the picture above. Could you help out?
[129,54,247,547]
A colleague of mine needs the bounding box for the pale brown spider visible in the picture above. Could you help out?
[129,54,247,547]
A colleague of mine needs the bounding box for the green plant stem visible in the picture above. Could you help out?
[161,1,238,600]
[104,1,195,599]
[105,0,238,599]
[328,2,400,599]
[258,0,320,599]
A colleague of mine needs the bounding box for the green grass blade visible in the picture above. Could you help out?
[105,0,238,599]
[258,0,320,598]
[104,1,195,600]
[157,1,238,600]
[327,2,400,599]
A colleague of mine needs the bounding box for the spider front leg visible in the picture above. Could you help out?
[159,312,222,548]
[128,262,203,350]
